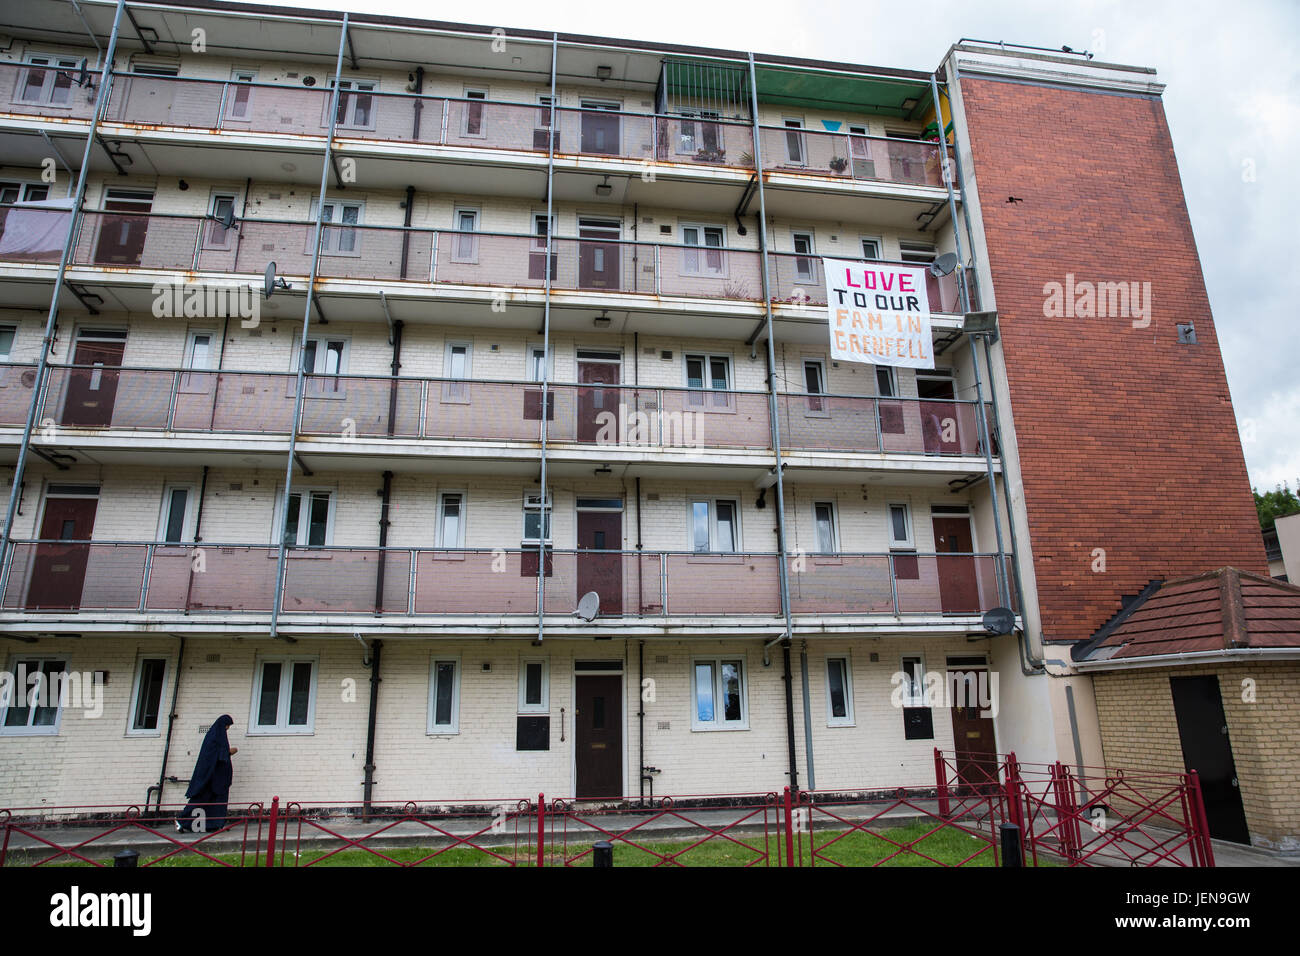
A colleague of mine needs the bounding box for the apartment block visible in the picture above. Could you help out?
[0,0,1265,815]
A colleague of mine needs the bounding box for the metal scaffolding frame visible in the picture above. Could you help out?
[535,33,558,644]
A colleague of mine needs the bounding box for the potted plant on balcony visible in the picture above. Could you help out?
[829,156,849,174]
[695,145,726,164]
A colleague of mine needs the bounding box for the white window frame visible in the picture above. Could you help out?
[296,335,349,398]
[332,78,378,130]
[441,340,473,403]
[526,344,553,382]
[225,69,257,121]
[802,358,829,415]
[0,325,16,361]
[888,502,914,549]
[782,117,806,165]
[522,492,552,546]
[183,329,216,370]
[860,237,883,260]
[312,199,364,257]
[900,654,927,708]
[248,655,318,735]
[0,181,52,204]
[791,229,817,282]
[684,352,734,411]
[18,54,80,107]
[812,500,839,554]
[157,483,197,544]
[0,654,68,736]
[437,490,467,548]
[450,206,480,263]
[203,192,238,250]
[677,108,722,155]
[679,222,726,277]
[462,88,488,137]
[688,498,741,553]
[274,486,337,548]
[427,656,461,734]
[876,365,898,397]
[518,658,549,714]
[825,654,855,727]
[691,656,748,731]
[126,655,169,737]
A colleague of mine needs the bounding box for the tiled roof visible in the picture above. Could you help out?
[1076,568,1300,661]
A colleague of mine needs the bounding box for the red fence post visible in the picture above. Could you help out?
[783,787,795,868]
[536,793,545,868]
[934,748,950,818]
[1186,772,1217,868]
[265,796,279,869]
[1003,752,1022,831]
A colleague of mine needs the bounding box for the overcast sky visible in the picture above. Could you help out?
[272,0,1298,491]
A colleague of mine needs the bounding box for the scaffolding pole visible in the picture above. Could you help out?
[0,0,126,565]
[535,33,558,644]
[268,11,350,641]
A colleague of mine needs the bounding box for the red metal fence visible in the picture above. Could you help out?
[0,753,1215,868]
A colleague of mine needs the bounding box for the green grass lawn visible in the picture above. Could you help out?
[7,820,1024,867]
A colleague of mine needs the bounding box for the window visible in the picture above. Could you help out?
[132,62,180,76]
[518,658,549,713]
[849,125,875,179]
[684,353,732,408]
[427,658,460,733]
[334,79,376,129]
[438,492,465,548]
[826,656,854,726]
[680,224,725,276]
[690,499,739,553]
[899,240,936,266]
[528,213,557,280]
[279,488,335,547]
[1,657,66,735]
[0,326,15,361]
[803,359,826,413]
[158,484,195,544]
[678,109,721,154]
[783,118,805,165]
[813,501,838,553]
[889,502,919,580]
[463,88,487,136]
[128,657,167,735]
[250,657,317,733]
[860,237,882,260]
[204,193,237,248]
[317,200,362,255]
[792,230,816,282]
[900,655,926,707]
[18,55,79,107]
[451,208,479,262]
[300,336,346,396]
[0,182,51,204]
[527,345,549,383]
[180,330,215,392]
[876,366,897,397]
[442,341,472,402]
[226,70,256,120]
[692,658,747,730]
[523,493,552,545]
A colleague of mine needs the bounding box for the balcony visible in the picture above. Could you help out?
[0,63,956,202]
[0,364,996,467]
[0,541,1015,629]
[0,207,971,317]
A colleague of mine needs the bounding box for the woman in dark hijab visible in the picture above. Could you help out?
[176,715,237,833]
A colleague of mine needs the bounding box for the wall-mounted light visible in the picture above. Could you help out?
[593,311,611,328]
[901,97,918,111]
[595,464,612,476]
[595,175,613,197]
[596,65,612,80]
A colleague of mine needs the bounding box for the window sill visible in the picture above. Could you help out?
[426,728,460,737]
[0,727,60,737]
[827,720,856,729]
[431,551,467,561]
[690,722,749,732]
[687,552,745,563]
[246,726,315,736]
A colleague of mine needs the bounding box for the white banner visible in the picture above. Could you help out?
[823,257,934,369]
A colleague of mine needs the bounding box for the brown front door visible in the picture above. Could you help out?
[918,375,961,454]
[578,222,620,290]
[575,674,623,798]
[933,514,979,613]
[577,358,619,443]
[580,103,620,155]
[949,665,998,795]
[93,192,152,265]
[61,338,126,427]
[577,509,622,616]
[26,495,98,609]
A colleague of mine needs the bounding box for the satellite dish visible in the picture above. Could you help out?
[76,58,90,87]
[216,205,236,231]
[930,252,959,277]
[263,262,290,299]
[575,591,600,622]
[982,607,1016,636]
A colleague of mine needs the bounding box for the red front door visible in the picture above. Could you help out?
[577,509,623,616]
[61,338,126,427]
[949,666,999,795]
[578,222,620,290]
[933,514,979,613]
[575,674,623,798]
[93,193,152,265]
[577,359,619,443]
[26,495,98,609]
[919,375,961,454]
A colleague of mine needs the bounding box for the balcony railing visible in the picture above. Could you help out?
[0,207,971,311]
[0,541,1014,618]
[0,63,957,189]
[1,363,995,458]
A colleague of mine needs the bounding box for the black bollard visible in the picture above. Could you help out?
[593,841,614,868]
[999,823,1023,867]
[114,849,139,868]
